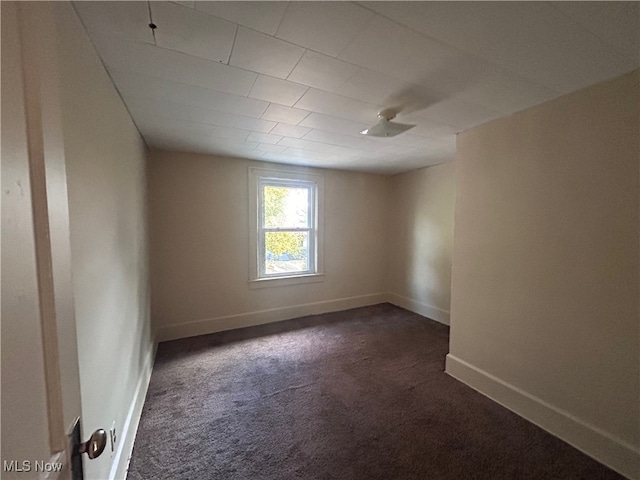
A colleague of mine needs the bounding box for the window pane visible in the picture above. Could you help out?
[263,185,309,228]
[264,231,309,275]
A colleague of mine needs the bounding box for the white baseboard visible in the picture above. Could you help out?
[386,292,450,325]
[445,354,640,480]
[108,340,157,480]
[157,292,388,342]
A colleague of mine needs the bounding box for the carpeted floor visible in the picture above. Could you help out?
[127,304,623,480]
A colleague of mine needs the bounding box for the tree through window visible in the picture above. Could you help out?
[262,183,312,276]
[250,168,323,283]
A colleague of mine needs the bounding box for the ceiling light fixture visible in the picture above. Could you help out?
[360,109,416,138]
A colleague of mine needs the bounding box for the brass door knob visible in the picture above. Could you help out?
[77,429,107,459]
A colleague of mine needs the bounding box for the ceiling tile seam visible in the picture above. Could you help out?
[222,30,513,123]
[547,1,638,64]
[127,104,238,129]
[172,7,391,84]
[353,1,565,97]
[120,87,271,129]
[322,63,365,96]
[227,22,240,67]
[94,32,260,88]
[290,87,380,114]
[251,85,311,111]
[273,1,292,40]
[145,108,450,162]
[333,4,379,60]
[173,1,194,10]
[284,48,312,83]
[244,66,261,100]
[188,0,276,33]
[88,16,504,118]
[194,16,346,68]
[275,137,362,155]
[263,118,278,135]
[262,106,312,126]
[231,116,261,132]
[110,70,270,119]
[300,132,427,153]
[281,50,370,96]
[231,25,308,74]
[288,90,475,131]
[299,131,364,150]
[145,1,157,45]
[90,28,343,95]
[259,78,309,106]
[112,78,270,120]
[70,4,151,150]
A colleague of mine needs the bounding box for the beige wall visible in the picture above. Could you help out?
[388,162,456,324]
[447,71,639,478]
[149,151,390,340]
[56,4,153,479]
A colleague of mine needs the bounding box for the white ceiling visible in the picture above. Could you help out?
[73,1,639,175]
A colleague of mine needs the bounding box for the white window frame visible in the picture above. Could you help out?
[249,167,324,288]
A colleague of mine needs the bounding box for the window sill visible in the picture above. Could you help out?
[249,273,325,289]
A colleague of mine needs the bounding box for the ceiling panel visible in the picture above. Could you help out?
[299,113,370,138]
[270,123,312,139]
[261,104,311,125]
[73,1,153,44]
[247,132,283,145]
[375,133,440,149]
[410,98,503,131]
[261,150,347,171]
[335,67,411,106]
[302,129,366,149]
[109,70,269,118]
[339,15,479,93]
[302,129,381,151]
[229,27,304,79]
[142,132,260,157]
[551,1,640,62]
[451,66,560,115]
[276,2,373,57]
[145,132,263,159]
[75,1,639,174]
[255,144,288,155]
[280,148,343,162]
[194,1,288,36]
[362,1,637,93]
[407,120,458,139]
[150,1,236,63]
[171,2,195,9]
[124,95,238,128]
[278,139,360,158]
[233,116,277,134]
[91,34,256,96]
[294,88,380,124]
[287,51,359,92]
[136,116,251,141]
[248,75,308,107]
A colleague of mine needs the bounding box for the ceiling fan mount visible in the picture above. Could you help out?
[360,107,416,138]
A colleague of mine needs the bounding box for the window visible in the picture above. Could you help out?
[249,168,324,286]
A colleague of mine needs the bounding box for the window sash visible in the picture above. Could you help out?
[257,178,317,279]
[259,229,314,278]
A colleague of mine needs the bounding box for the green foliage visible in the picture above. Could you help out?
[264,186,287,227]
[266,232,305,257]
[264,186,305,257]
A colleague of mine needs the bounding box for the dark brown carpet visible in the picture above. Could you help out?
[127,304,623,480]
